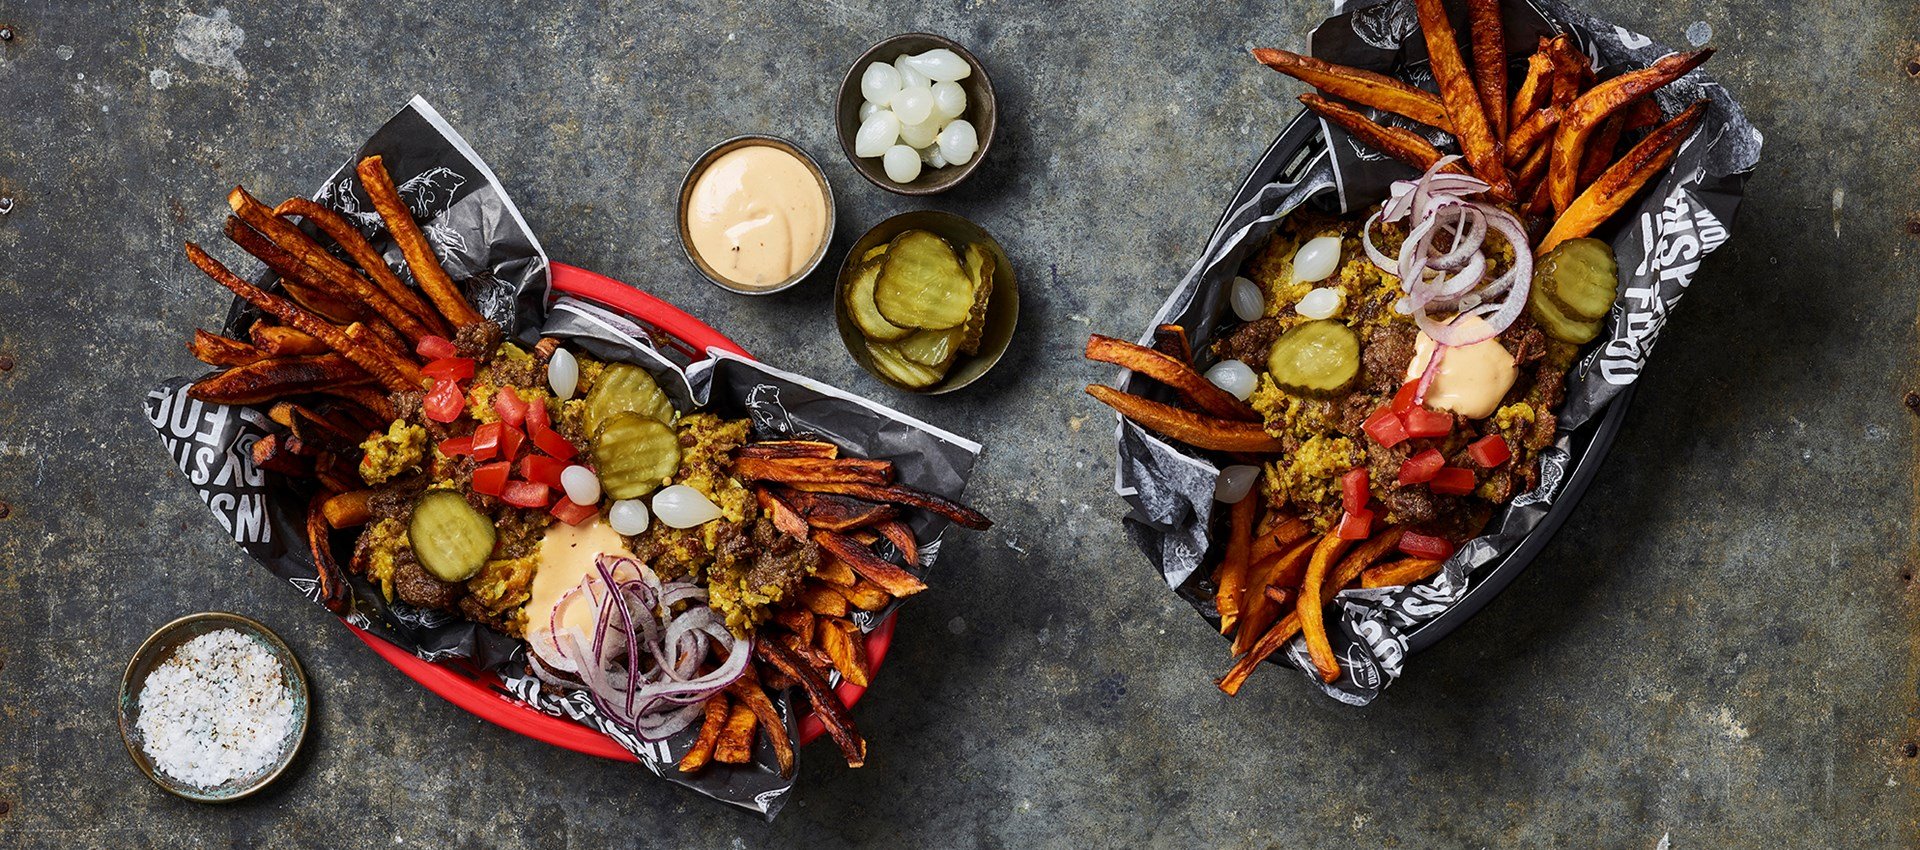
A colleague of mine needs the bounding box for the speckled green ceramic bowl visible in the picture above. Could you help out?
[118,612,310,803]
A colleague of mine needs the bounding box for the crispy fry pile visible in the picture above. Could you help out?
[1254,0,1711,250]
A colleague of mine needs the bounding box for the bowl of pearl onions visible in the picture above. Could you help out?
[837,33,996,195]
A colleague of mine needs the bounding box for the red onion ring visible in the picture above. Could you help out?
[1362,159,1537,349]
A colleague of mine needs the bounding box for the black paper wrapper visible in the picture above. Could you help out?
[1109,0,1761,704]
[144,98,983,815]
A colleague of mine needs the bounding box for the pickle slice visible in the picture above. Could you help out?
[1538,238,1619,322]
[860,244,889,263]
[897,326,963,368]
[1265,319,1360,396]
[593,412,682,499]
[585,362,676,433]
[409,490,495,583]
[958,242,995,355]
[873,230,973,330]
[1528,284,1604,344]
[865,341,946,389]
[845,259,915,342]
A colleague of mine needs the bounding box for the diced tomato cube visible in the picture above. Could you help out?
[1336,508,1374,540]
[1468,434,1512,468]
[471,461,511,496]
[1402,407,1453,439]
[1391,381,1420,414]
[1340,468,1370,514]
[527,395,551,430]
[500,480,552,509]
[415,335,458,360]
[423,379,465,423]
[436,436,474,457]
[1398,531,1456,561]
[529,419,576,460]
[1429,467,1477,495]
[422,357,476,382]
[471,421,504,460]
[1363,407,1410,448]
[493,386,527,427]
[520,454,567,489]
[1397,448,1445,484]
[550,498,598,526]
[497,425,526,461]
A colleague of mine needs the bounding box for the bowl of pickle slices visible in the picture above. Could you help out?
[834,210,1018,394]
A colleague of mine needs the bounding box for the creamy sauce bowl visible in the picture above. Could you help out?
[678,135,836,295]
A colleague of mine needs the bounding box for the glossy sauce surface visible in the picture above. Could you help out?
[685,145,827,288]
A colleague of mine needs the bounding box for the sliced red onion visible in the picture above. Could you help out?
[1363,158,1536,349]
[1413,346,1446,404]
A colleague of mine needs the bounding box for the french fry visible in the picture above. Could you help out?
[1251,47,1453,131]
[756,640,865,768]
[313,384,399,422]
[1151,324,1192,363]
[227,189,437,343]
[814,532,926,597]
[187,330,267,367]
[1299,94,1457,177]
[676,694,731,773]
[813,556,857,587]
[1264,586,1293,607]
[1539,101,1706,254]
[712,702,759,764]
[733,455,893,486]
[777,489,899,531]
[1297,534,1356,683]
[874,518,919,567]
[1508,44,1554,134]
[223,214,371,323]
[186,243,426,392]
[278,278,365,325]
[250,322,331,357]
[1086,384,1283,454]
[321,489,376,528]
[1466,0,1506,139]
[250,432,311,476]
[817,617,872,688]
[1248,514,1310,567]
[1504,105,1560,166]
[1547,49,1713,213]
[1576,114,1625,186]
[1361,557,1446,589]
[273,197,448,335]
[1232,535,1316,656]
[355,155,486,328]
[304,493,352,613]
[1412,0,1511,197]
[1084,334,1259,422]
[1513,141,1551,197]
[1219,530,1404,694]
[837,579,892,611]
[755,488,811,540]
[774,606,816,645]
[726,678,795,777]
[737,440,839,460]
[785,480,990,530]
[1213,496,1256,637]
[188,353,370,405]
[800,582,851,617]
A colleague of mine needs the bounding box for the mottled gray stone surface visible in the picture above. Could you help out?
[1,1,1916,847]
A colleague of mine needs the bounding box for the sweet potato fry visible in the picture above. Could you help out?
[186,243,426,392]
[1539,101,1706,255]
[304,493,352,613]
[755,488,811,540]
[737,440,840,460]
[1086,384,1283,454]
[774,606,815,644]
[1362,557,1446,589]
[778,489,899,531]
[227,189,436,343]
[250,432,311,476]
[676,694,730,773]
[756,640,865,768]
[1232,535,1316,656]
[1508,45,1554,135]
[1504,105,1560,165]
[1547,49,1713,213]
[250,322,330,357]
[321,489,376,528]
[814,532,927,597]
[712,702,759,764]
[1299,94,1456,177]
[1251,47,1453,131]
[1248,514,1310,567]
[1213,496,1257,637]
[733,455,893,486]
[813,556,857,587]
[1219,531,1397,693]
[1466,0,1506,139]
[1577,114,1626,187]
[874,518,919,567]
[187,330,266,367]
[1297,534,1355,683]
[188,353,370,405]
[817,617,872,688]
[785,480,990,530]
[313,384,398,422]
[800,582,851,617]
[277,279,365,325]
[836,579,892,611]
[726,678,794,776]
[355,155,486,328]
[1513,141,1551,196]
[274,197,447,335]
[1085,334,1258,422]
[1412,0,1511,197]
[1264,586,1293,607]
[1151,324,1192,363]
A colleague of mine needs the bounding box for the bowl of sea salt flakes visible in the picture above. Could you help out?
[118,612,310,802]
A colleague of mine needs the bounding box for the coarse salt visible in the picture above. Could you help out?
[135,628,296,788]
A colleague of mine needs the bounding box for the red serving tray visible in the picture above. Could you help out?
[344,262,895,759]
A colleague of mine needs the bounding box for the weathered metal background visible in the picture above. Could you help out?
[0,1,1914,846]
